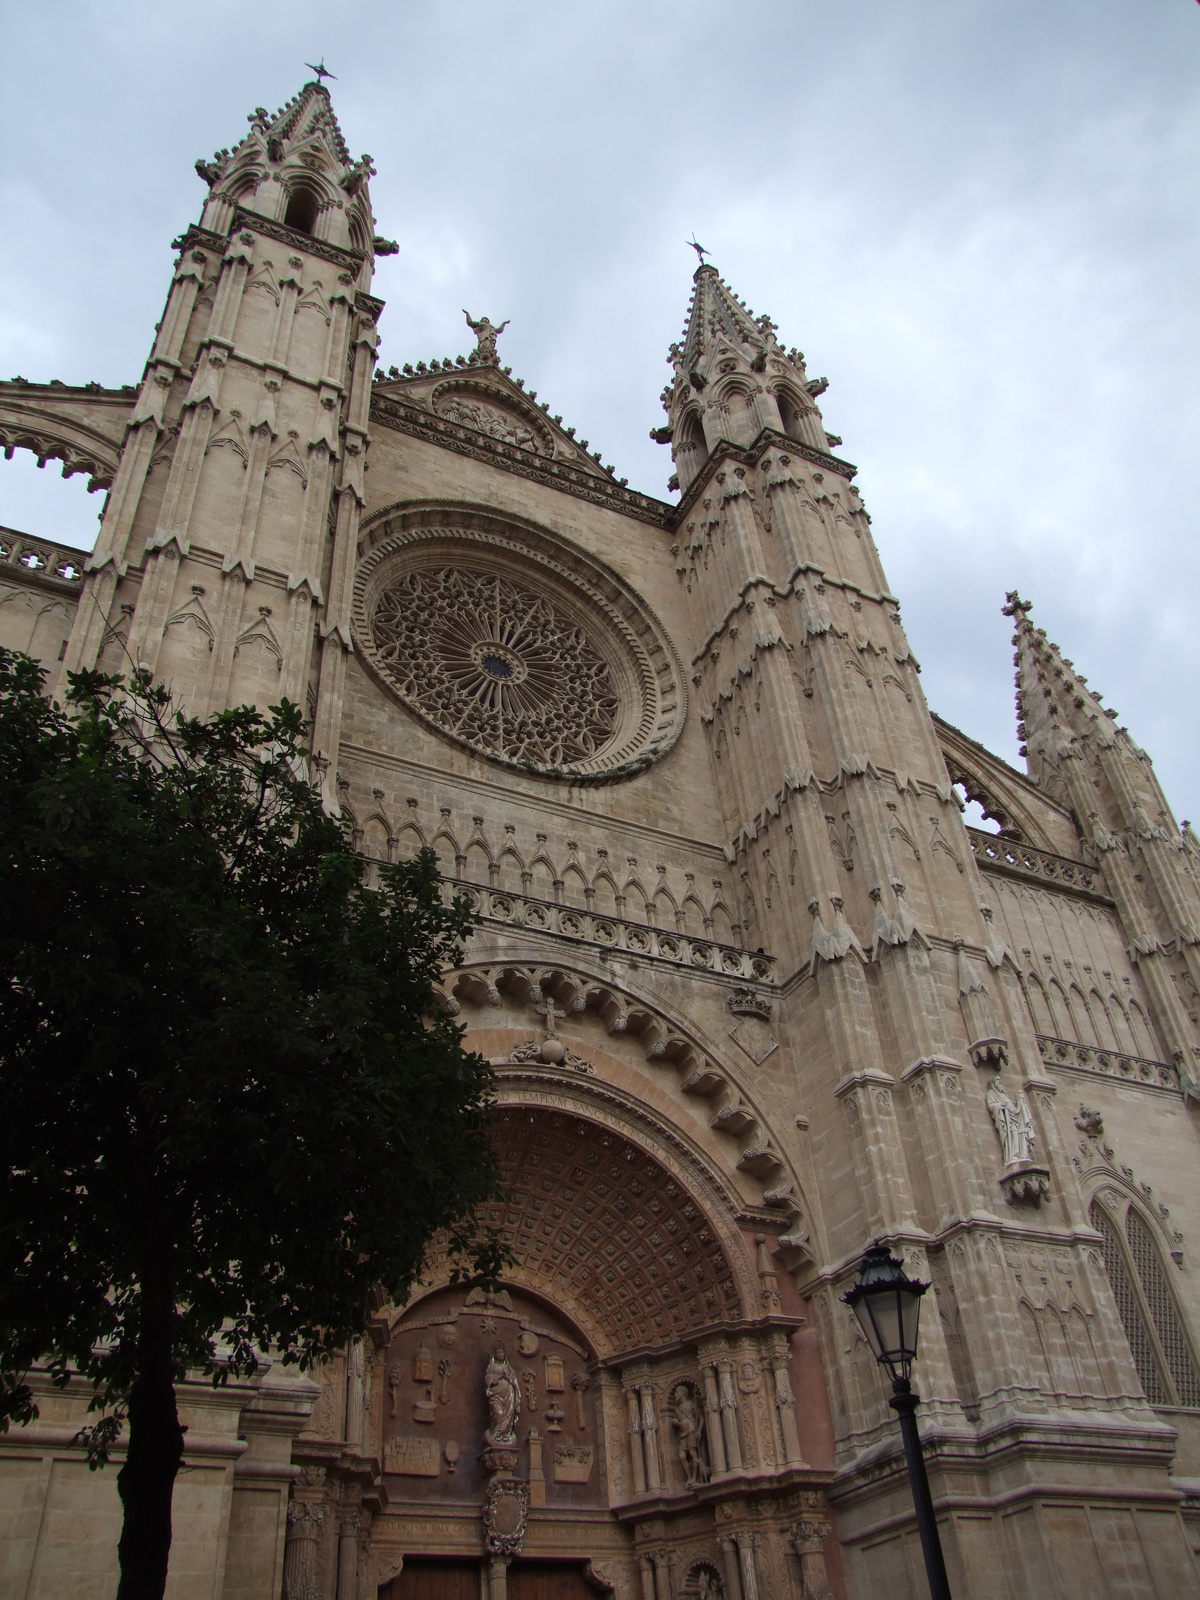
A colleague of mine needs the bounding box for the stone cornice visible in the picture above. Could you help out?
[171,217,366,276]
[169,223,229,257]
[674,427,858,523]
[368,393,674,527]
[232,208,364,272]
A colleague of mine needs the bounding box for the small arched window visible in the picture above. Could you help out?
[283,184,320,235]
[680,411,706,457]
[1091,1198,1200,1408]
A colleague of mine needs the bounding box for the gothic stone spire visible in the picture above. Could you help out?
[193,81,380,265]
[655,264,835,494]
[1006,592,1200,1068]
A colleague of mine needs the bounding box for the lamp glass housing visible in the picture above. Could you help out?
[842,1244,929,1382]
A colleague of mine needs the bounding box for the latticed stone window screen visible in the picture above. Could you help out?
[371,567,620,770]
[1091,1199,1200,1408]
[1125,1207,1200,1407]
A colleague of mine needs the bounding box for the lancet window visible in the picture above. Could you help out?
[1090,1199,1200,1409]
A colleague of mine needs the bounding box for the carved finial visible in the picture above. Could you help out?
[1002,590,1032,619]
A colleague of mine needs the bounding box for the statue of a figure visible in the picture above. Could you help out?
[484,1342,521,1445]
[463,309,510,364]
[669,1383,708,1486]
[986,1074,1037,1166]
[696,1570,723,1600]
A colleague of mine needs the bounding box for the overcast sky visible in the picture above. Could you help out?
[3,1,1198,823]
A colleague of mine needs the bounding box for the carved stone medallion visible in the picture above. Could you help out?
[483,1477,529,1555]
[354,512,687,781]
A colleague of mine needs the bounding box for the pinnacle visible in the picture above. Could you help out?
[1005,590,1124,779]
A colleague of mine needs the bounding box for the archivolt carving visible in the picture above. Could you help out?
[0,388,126,493]
[449,960,811,1253]
[353,505,687,780]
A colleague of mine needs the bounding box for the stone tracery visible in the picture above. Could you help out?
[353,511,688,780]
[371,567,619,770]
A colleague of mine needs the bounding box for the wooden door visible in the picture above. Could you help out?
[391,1560,481,1600]
[506,1562,591,1600]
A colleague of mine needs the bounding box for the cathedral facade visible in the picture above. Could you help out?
[3,80,1200,1600]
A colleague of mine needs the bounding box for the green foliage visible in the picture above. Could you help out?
[0,647,503,1445]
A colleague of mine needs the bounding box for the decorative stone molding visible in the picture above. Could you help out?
[999,1160,1051,1206]
[968,828,1113,905]
[483,1475,529,1556]
[353,507,687,781]
[1037,1034,1180,1092]
[370,394,672,526]
[431,377,556,456]
[0,530,87,592]
[446,878,771,982]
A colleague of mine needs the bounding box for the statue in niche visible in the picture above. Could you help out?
[986,1074,1037,1167]
[696,1570,723,1600]
[463,309,510,364]
[484,1342,522,1446]
[669,1383,709,1486]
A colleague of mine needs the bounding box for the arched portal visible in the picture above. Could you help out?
[293,1098,837,1600]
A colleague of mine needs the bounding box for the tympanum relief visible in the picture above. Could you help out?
[382,1285,601,1508]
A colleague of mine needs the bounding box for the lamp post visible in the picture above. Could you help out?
[842,1243,952,1600]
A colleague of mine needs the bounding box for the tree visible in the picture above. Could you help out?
[0,649,504,1600]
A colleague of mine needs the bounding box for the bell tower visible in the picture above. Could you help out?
[62,81,389,795]
[656,260,1192,1587]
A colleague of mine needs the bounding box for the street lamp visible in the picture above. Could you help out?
[842,1243,952,1600]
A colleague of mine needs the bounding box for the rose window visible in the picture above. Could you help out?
[353,515,687,781]
[370,569,619,769]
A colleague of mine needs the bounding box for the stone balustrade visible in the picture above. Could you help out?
[1037,1033,1179,1091]
[0,527,88,589]
[444,876,774,981]
[968,827,1110,900]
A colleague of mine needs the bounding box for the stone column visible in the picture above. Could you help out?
[282,1500,322,1600]
[718,1538,743,1600]
[489,1557,510,1600]
[639,1385,661,1491]
[701,1364,727,1475]
[336,1515,359,1600]
[345,1339,365,1449]
[625,1385,646,1493]
[717,1360,742,1471]
[638,1557,657,1600]
[735,1534,760,1600]
[651,1550,672,1600]
[769,1336,805,1465]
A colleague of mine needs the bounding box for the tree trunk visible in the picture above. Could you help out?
[115,1289,184,1600]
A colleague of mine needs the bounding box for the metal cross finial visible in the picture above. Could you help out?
[305,60,337,83]
[687,237,711,265]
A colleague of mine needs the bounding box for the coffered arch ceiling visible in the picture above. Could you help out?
[418,1085,769,1363]
[483,1102,747,1357]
